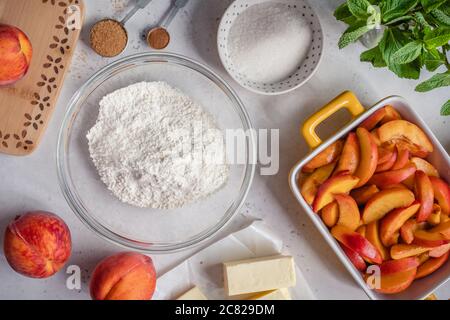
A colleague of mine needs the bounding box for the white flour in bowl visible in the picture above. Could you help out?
[228,2,312,83]
[87,82,229,209]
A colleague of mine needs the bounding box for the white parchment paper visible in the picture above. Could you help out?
[154,221,316,300]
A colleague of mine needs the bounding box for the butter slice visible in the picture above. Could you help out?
[177,286,207,300]
[249,288,292,300]
[223,255,296,296]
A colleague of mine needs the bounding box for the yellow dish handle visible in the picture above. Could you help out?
[301,91,365,149]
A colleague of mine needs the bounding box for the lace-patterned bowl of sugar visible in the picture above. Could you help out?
[57,52,255,253]
[218,0,323,95]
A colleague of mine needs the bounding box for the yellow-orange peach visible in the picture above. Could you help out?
[356,225,366,237]
[376,147,397,172]
[331,225,382,264]
[380,202,420,247]
[374,268,416,294]
[380,105,402,124]
[415,171,434,222]
[368,163,416,188]
[400,220,426,244]
[429,220,450,239]
[378,120,433,157]
[354,127,378,188]
[3,211,71,278]
[334,132,360,175]
[302,140,343,173]
[350,185,379,206]
[410,157,439,177]
[427,204,441,226]
[321,202,339,227]
[90,252,156,300]
[335,193,360,231]
[429,177,450,216]
[415,252,449,279]
[379,257,419,275]
[390,244,432,260]
[0,24,32,86]
[413,230,449,247]
[391,146,409,170]
[360,108,387,131]
[362,188,415,224]
[366,221,390,261]
[312,173,360,212]
[300,162,336,205]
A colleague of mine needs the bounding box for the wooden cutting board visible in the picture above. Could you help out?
[0,0,84,156]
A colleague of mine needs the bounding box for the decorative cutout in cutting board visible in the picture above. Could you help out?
[0,0,84,156]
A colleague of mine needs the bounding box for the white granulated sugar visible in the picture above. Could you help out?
[228,3,312,83]
[87,82,229,209]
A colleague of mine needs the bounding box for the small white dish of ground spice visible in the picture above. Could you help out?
[218,0,323,95]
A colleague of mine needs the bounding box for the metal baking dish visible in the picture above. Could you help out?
[289,91,450,300]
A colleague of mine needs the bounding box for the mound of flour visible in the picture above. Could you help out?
[87,82,229,209]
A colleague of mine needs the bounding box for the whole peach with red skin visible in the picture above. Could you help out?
[3,211,71,278]
[0,24,32,86]
[90,252,156,300]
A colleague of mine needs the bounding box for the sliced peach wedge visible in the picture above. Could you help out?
[300,162,336,205]
[379,257,420,275]
[400,219,427,244]
[333,132,360,175]
[415,252,449,279]
[350,185,379,206]
[368,163,416,188]
[334,194,360,231]
[354,127,378,188]
[377,120,433,157]
[429,220,450,239]
[380,105,402,124]
[376,147,397,172]
[366,220,390,261]
[429,243,450,258]
[321,202,339,228]
[362,188,415,224]
[302,140,343,173]
[410,157,439,177]
[380,202,420,247]
[359,108,387,131]
[390,244,432,260]
[341,245,367,272]
[415,170,434,222]
[312,174,360,212]
[374,268,416,294]
[331,225,382,264]
[427,204,441,226]
[429,177,450,216]
[413,229,450,247]
[390,146,409,170]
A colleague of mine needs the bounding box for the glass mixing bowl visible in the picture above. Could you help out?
[57,52,255,253]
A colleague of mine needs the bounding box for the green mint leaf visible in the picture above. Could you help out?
[414,12,432,30]
[334,2,359,25]
[338,24,371,48]
[379,29,421,79]
[422,49,445,71]
[441,100,450,116]
[348,0,372,19]
[385,15,414,25]
[424,27,450,48]
[391,40,423,64]
[360,45,387,67]
[381,0,419,23]
[432,8,450,26]
[415,71,450,92]
[421,0,447,13]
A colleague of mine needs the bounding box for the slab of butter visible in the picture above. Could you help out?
[249,288,292,300]
[223,255,296,296]
[177,286,207,300]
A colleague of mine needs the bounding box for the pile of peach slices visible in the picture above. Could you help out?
[299,105,450,294]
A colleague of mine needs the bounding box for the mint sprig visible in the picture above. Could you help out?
[334,0,450,116]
